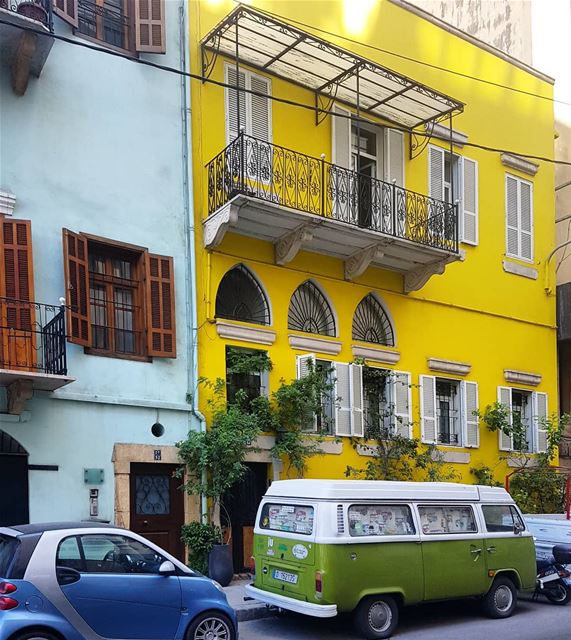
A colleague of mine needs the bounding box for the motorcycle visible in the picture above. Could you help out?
[535,544,571,605]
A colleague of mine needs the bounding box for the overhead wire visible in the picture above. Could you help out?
[2,17,569,167]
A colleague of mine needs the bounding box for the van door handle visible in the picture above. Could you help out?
[470,548,482,555]
[487,546,497,554]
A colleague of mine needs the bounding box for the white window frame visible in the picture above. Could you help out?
[497,386,547,453]
[505,173,534,262]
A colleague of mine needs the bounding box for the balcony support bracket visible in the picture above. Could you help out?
[11,31,37,96]
[203,201,240,248]
[7,379,34,415]
[275,225,314,265]
[404,255,457,293]
[345,244,387,280]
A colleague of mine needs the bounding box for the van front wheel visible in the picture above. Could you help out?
[482,576,517,619]
[354,595,399,639]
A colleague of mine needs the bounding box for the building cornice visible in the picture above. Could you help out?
[501,153,540,177]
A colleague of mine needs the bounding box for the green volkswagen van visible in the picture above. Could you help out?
[245,480,536,639]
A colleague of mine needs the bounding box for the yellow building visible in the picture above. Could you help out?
[189,1,557,567]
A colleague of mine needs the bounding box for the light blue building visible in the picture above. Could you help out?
[0,0,199,559]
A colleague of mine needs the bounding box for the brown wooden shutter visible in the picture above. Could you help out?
[53,0,79,28]
[62,229,91,346]
[134,0,166,54]
[145,253,176,358]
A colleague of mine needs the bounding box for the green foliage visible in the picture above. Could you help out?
[470,464,502,487]
[180,521,222,575]
[226,347,272,375]
[510,466,566,514]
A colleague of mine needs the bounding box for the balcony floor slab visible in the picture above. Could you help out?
[0,369,75,392]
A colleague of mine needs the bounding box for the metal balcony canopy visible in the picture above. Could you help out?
[201,6,464,129]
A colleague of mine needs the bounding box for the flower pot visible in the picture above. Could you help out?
[208,543,233,586]
[17,1,48,25]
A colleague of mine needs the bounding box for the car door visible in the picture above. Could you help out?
[418,504,488,601]
[56,533,182,640]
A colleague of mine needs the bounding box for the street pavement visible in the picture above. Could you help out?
[238,596,571,639]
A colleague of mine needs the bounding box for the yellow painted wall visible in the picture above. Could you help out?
[189,0,557,485]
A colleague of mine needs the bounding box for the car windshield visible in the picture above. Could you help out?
[0,535,19,577]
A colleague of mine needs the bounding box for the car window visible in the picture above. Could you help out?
[0,535,19,577]
[259,504,314,535]
[482,505,525,533]
[348,504,415,537]
[418,505,478,534]
[57,536,83,571]
[79,535,165,574]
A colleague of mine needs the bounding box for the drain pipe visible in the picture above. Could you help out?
[544,231,571,294]
[179,0,208,523]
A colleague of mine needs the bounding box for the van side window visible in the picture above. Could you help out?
[259,503,314,535]
[482,505,525,533]
[348,504,415,537]
[418,505,477,534]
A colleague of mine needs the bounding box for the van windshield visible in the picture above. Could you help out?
[259,503,314,535]
[0,535,19,577]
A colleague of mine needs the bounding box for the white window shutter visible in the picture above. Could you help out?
[462,157,478,245]
[428,146,445,201]
[349,364,364,437]
[225,66,247,143]
[296,353,315,379]
[335,362,352,436]
[393,371,412,438]
[250,74,271,142]
[420,375,437,444]
[519,181,533,260]
[462,381,479,448]
[505,175,519,258]
[533,392,548,453]
[332,104,351,169]
[498,386,513,451]
[384,129,405,188]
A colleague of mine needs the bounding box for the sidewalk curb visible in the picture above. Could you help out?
[236,604,276,622]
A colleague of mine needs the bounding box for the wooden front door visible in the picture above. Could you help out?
[129,463,184,561]
[222,462,268,573]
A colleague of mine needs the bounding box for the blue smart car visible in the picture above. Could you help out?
[0,523,237,640]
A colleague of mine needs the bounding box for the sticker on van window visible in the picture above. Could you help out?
[348,504,415,537]
[260,503,314,535]
[292,544,308,559]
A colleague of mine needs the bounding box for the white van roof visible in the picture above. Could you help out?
[265,479,512,503]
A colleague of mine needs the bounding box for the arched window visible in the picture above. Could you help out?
[288,280,336,336]
[352,294,395,346]
[215,264,270,325]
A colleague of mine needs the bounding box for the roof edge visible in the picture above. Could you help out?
[388,0,555,86]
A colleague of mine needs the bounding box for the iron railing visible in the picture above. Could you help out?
[560,437,571,459]
[207,133,459,253]
[77,0,129,50]
[1,0,54,30]
[0,298,67,375]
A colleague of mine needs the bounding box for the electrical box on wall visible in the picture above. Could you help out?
[84,468,104,484]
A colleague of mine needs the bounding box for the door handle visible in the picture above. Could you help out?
[487,546,497,554]
[143,520,149,525]
[470,548,482,555]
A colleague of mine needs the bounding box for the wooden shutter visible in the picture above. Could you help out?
[462,157,478,245]
[350,363,364,437]
[332,104,351,169]
[533,392,548,453]
[145,253,176,358]
[420,375,437,444]
[428,146,445,201]
[296,353,317,432]
[62,229,91,347]
[335,362,352,436]
[462,381,479,448]
[519,180,533,260]
[226,66,247,143]
[135,0,166,54]
[53,0,78,28]
[384,129,405,188]
[506,175,519,257]
[498,386,513,451]
[393,371,412,438]
[250,74,271,142]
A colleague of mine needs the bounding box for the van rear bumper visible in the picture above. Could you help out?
[245,584,338,618]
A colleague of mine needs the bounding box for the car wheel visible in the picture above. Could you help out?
[186,611,235,640]
[354,595,399,639]
[14,632,60,640]
[482,576,517,619]
[546,583,571,605]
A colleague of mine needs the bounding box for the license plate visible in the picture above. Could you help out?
[273,569,298,584]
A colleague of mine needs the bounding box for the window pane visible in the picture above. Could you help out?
[114,287,135,353]
[419,505,477,534]
[259,503,314,535]
[80,535,164,574]
[57,537,83,571]
[482,505,515,532]
[90,284,108,349]
[348,504,415,537]
[436,379,460,446]
[0,535,19,576]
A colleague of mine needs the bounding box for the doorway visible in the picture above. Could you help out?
[352,123,383,228]
[0,431,29,526]
[222,462,268,573]
[129,463,184,561]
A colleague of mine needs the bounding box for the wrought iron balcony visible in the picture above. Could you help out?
[0,0,52,29]
[207,134,458,254]
[0,298,73,398]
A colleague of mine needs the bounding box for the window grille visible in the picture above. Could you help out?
[288,281,335,336]
[436,379,460,446]
[352,294,394,346]
[215,264,270,325]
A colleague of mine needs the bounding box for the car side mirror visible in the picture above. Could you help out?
[513,522,525,535]
[159,560,176,575]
